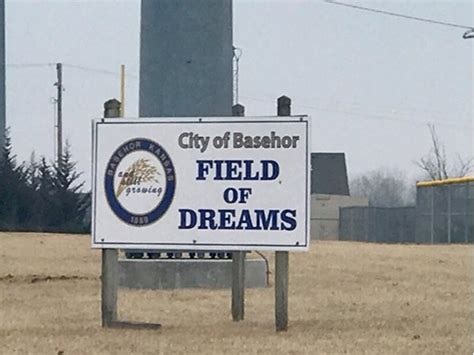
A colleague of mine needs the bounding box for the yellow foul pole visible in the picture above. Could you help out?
[120,64,125,117]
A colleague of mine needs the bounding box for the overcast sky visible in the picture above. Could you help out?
[5,0,473,188]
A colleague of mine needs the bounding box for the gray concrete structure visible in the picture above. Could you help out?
[139,0,233,117]
[310,194,369,240]
[0,0,5,152]
[118,258,268,289]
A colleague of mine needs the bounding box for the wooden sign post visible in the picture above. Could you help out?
[275,96,291,331]
[231,103,246,322]
[100,99,161,330]
[101,99,120,328]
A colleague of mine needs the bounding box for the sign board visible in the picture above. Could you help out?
[92,117,310,251]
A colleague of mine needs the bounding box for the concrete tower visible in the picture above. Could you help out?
[0,0,5,152]
[139,0,233,117]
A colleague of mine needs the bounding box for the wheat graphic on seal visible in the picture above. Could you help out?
[115,158,160,198]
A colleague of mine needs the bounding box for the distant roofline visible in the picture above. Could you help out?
[416,176,474,187]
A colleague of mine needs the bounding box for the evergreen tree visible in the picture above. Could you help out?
[51,141,89,232]
[28,157,56,230]
[25,152,40,191]
[0,129,32,229]
[0,133,90,234]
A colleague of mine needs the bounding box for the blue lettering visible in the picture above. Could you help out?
[214,160,224,180]
[255,209,279,230]
[243,160,259,180]
[236,209,257,230]
[178,209,197,229]
[281,210,297,231]
[226,160,242,180]
[223,187,239,204]
[198,209,218,230]
[177,208,295,231]
[261,160,279,180]
[219,209,236,229]
[196,160,213,180]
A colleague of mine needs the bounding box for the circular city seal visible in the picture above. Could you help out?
[104,138,176,226]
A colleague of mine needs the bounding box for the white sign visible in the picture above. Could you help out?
[92,117,310,251]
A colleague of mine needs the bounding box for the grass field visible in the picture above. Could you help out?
[0,232,472,354]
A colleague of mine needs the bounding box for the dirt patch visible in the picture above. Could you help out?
[0,273,96,284]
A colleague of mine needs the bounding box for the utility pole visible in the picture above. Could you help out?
[55,62,63,166]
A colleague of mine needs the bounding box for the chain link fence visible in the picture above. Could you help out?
[339,206,416,243]
[415,179,474,244]
[339,178,474,244]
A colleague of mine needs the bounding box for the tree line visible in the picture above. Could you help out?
[0,130,90,233]
[350,125,472,208]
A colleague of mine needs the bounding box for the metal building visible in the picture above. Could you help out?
[311,153,350,195]
[0,0,5,152]
[139,0,233,117]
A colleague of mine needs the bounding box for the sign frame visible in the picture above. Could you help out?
[91,116,310,251]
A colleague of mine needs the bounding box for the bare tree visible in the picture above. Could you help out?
[453,153,473,177]
[350,169,414,207]
[415,124,472,180]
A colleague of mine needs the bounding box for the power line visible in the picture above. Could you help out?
[62,63,118,76]
[296,102,472,130]
[245,92,473,120]
[63,63,138,79]
[5,62,139,79]
[240,95,473,130]
[323,1,473,30]
[5,63,55,68]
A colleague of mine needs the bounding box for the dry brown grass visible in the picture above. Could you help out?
[0,232,472,354]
